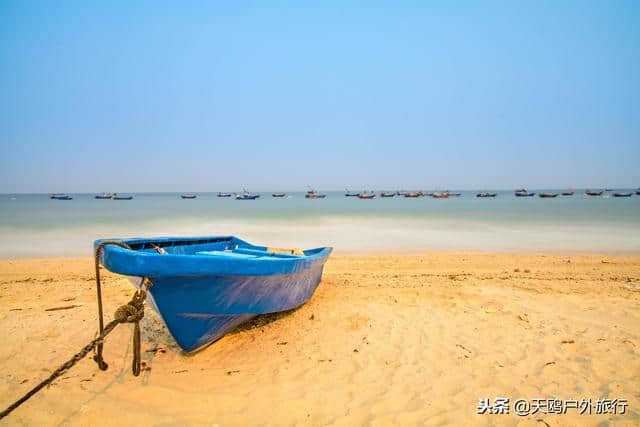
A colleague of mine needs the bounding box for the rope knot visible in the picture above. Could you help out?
[114,303,144,323]
[113,289,146,323]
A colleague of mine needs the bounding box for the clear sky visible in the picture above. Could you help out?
[1,1,638,192]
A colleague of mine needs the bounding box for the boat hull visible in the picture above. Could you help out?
[147,267,325,352]
[96,236,331,353]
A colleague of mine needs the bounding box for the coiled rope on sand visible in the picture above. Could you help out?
[0,241,152,420]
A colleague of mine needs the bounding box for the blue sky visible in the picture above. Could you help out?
[1,1,638,192]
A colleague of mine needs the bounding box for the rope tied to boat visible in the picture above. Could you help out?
[0,241,152,420]
[109,285,148,376]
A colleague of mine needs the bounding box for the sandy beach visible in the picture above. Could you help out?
[0,253,639,426]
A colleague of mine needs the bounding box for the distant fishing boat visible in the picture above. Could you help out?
[112,195,133,200]
[181,194,197,199]
[95,192,115,199]
[344,189,359,197]
[235,189,260,200]
[432,192,449,199]
[236,194,260,200]
[95,236,332,352]
[403,192,420,198]
[305,188,326,199]
[515,189,535,197]
[562,191,574,196]
[51,194,72,200]
[380,192,396,197]
[636,189,640,196]
[539,193,558,198]
[217,192,232,197]
[585,190,603,196]
[358,191,376,199]
[272,193,286,198]
[446,192,461,197]
[476,192,497,198]
[612,192,632,197]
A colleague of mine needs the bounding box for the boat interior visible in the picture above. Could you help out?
[122,237,321,259]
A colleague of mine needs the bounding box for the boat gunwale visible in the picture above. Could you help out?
[95,236,332,277]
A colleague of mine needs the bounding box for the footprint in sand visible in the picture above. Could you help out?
[347,314,370,331]
[481,301,504,314]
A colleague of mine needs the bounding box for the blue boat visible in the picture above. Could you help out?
[235,188,260,200]
[515,189,535,197]
[51,194,73,200]
[95,192,116,199]
[95,236,332,352]
[235,193,260,200]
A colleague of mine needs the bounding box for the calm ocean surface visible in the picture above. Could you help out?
[1,191,639,257]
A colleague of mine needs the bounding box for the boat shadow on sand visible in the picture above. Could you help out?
[140,306,302,356]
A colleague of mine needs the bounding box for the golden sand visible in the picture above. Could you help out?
[0,254,639,426]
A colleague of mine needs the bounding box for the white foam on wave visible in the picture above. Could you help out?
[1,215,638,257]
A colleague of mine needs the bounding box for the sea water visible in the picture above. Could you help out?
[1,191,639,257]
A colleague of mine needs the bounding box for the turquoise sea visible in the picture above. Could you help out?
[1,191,639,257]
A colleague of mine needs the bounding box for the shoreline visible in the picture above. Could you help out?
[1,253,639,424]
[3,247,640,261]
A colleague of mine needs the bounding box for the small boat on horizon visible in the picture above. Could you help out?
[95,236,332,352]
[446,192,461,197]
[344,189,359,197]
[380,191,396,197]
[539,193,558,198]
[585,190,603,196]
[51,194,72,200]
[217,192,232,197]
[612,192,632,197]
[95,192,116,199]
[515,189,535,197]
[358,191,376,199]
[476,192,497,198]
[272,193,286,198]
[236,189,260,200]
[181,194,197,199]
[562,191,574,196]
[432,192,449,199]
[403,192,421,198]
[305,188,326,199]
[112,195,133,200]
